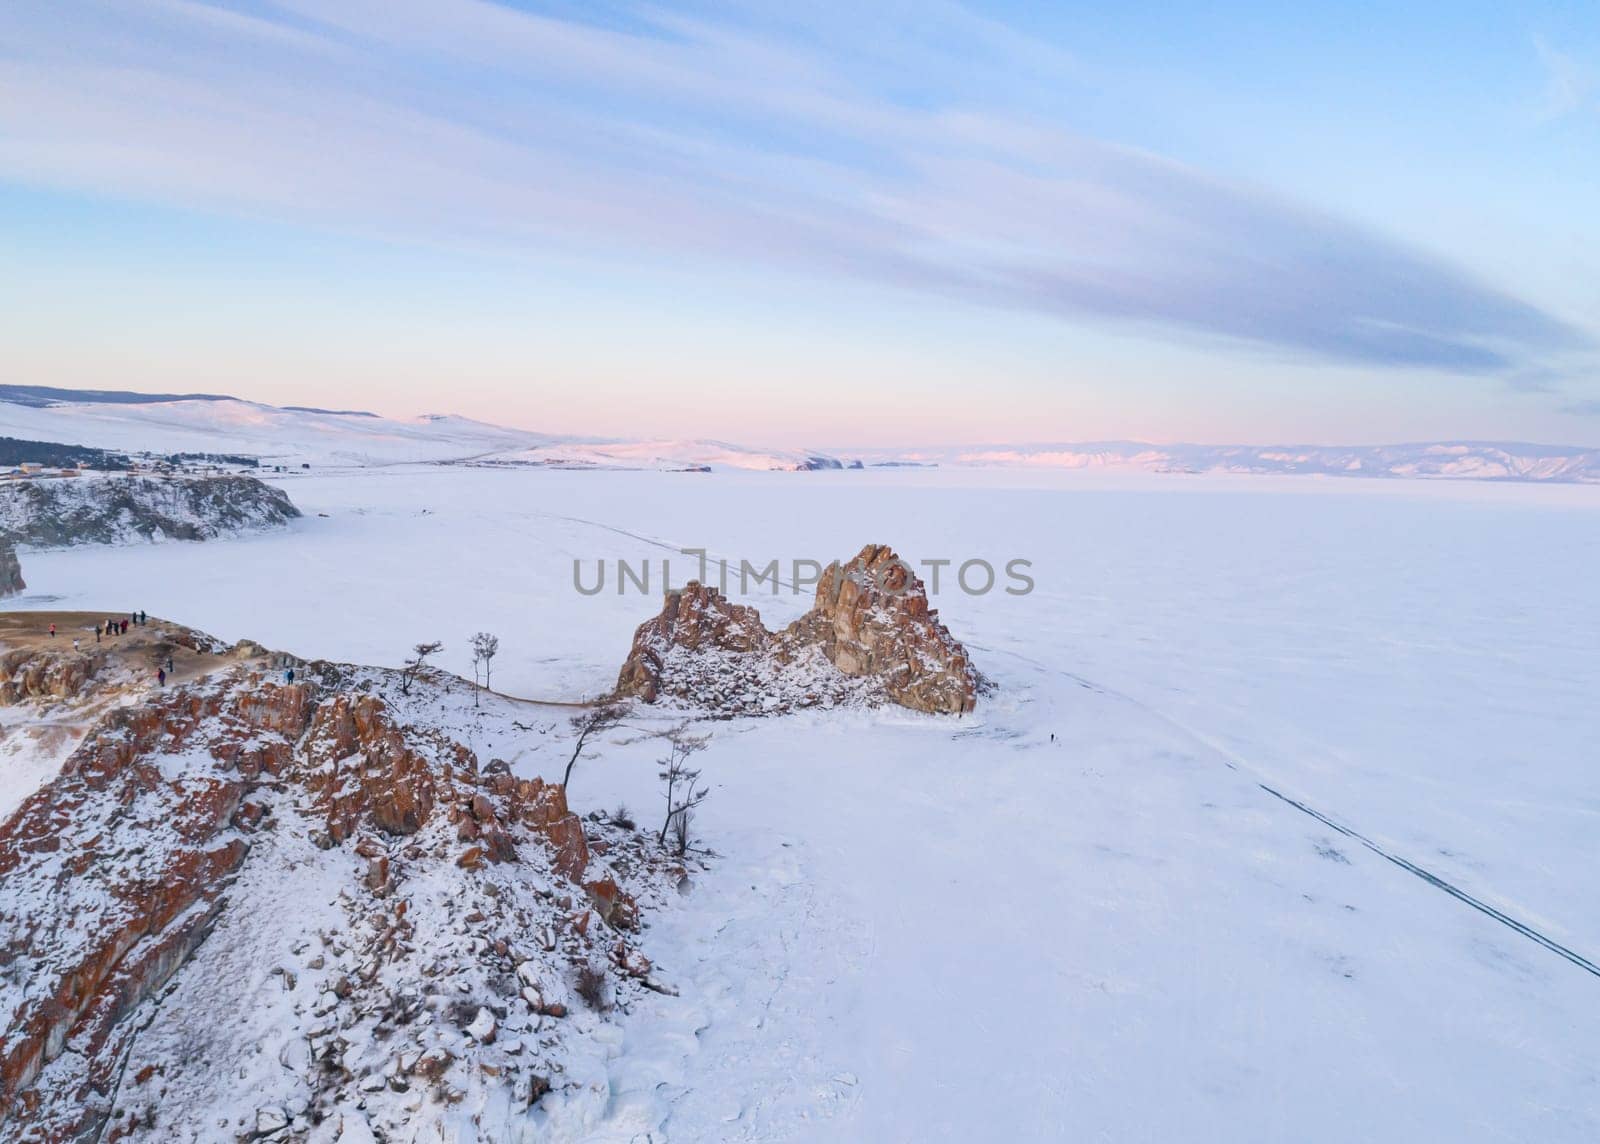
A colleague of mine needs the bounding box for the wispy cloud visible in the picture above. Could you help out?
[0,0,1591,377]
[1533,34,1595,121]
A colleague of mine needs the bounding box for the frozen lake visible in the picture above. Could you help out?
[11,466,1600,1140]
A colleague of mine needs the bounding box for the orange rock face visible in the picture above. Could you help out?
[0,645,104,704]
[786,544,980,714]
[614,543,981,714]
[613,580,770,702]
[0,681,286,1138]
[0,667,604,1140]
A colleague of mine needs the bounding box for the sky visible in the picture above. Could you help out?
[2,0,1598,447]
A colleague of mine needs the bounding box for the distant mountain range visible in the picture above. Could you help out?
[847,441,1600,483]
[0,385,1595,483]
[0,384,236,408]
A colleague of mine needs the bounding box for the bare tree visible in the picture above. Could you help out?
[469,631,499,707]
[400,640,443,696]
[669,799,694,856]
[658,725,711,854]
[562,701,627,792]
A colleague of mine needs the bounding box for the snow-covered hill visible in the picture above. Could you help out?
[0,474,299,548]
[0,396,849,472]
[0,622,677,1141]
[482,437,850,472]
[0,398,546,468]
[3,388,1599,482]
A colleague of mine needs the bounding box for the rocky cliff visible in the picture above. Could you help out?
[615,544,982,715]
[0,474,299,549]
[0,620,674,1143]
[0,539,23,597]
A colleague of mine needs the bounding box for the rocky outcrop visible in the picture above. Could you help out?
[615,544,981,715]
[0,638,660,1142]
[614,581,772,703]
[0,538,22,597]
[0,474,299,549]
[0,680,290,1138]
[0,645,103,703]
[789,543,981,714]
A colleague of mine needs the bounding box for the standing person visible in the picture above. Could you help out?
[157,668,166,687]
[121,620,129,635]
[166,655,174,673]
[72,637,80,651]
[94,623,102,643]
[48,622,56,638]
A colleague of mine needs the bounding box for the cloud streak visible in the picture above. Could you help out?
[1,0,1591,377]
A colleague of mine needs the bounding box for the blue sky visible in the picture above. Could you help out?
[2,0,1597,445]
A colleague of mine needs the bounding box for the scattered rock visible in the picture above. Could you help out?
[254,1107,290,1136]
[465,1007,497,1043]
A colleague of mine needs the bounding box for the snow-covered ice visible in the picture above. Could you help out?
[5,465,1598,1140]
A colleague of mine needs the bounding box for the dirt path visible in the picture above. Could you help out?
[0,610,260,689]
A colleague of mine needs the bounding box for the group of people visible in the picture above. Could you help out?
[83,611,148,643]
[46,611,146,643]
[41,612,175,687]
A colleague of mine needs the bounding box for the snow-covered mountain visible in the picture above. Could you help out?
[850,440,1600,482]
[3,387,1598,482]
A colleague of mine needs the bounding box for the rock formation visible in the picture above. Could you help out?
[615,544,982,715]
[787,544,981,714]
[0,473,299,549]
[0,538,23,597]
[0,623,672,1142]
[0,644,102,703]
[614,580,772,703]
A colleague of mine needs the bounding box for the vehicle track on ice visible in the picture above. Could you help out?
[989,644,1600,982]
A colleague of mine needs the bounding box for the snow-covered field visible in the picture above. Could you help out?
[7,466,1599,1141]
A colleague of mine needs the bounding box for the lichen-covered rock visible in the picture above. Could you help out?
[0,636,652,1142]
[0,680,293,1138]
[0,645,103,704]
[614,544,981,715]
